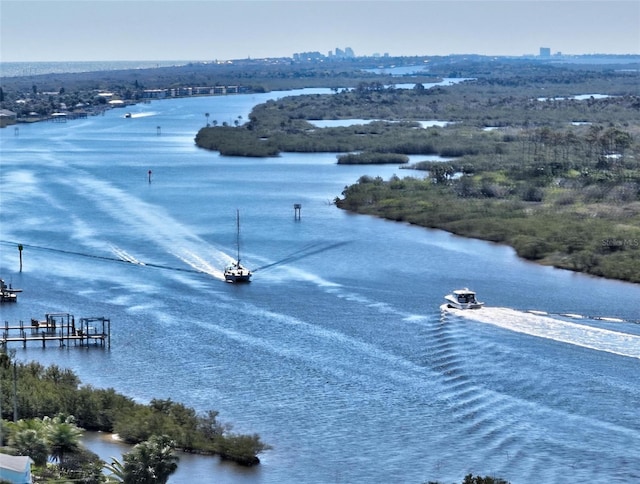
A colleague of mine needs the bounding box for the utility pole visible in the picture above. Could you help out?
[13,362,17,421]
[18,244,23,272]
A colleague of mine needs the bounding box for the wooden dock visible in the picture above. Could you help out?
[1,313,110,349]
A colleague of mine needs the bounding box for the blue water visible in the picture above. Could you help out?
[1,90,639,484]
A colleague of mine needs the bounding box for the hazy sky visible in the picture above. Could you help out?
[1,0,638,62]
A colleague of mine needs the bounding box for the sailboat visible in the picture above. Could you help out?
[224,210,252,283]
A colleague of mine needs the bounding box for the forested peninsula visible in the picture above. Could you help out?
[0,351,269,481]
[195,60,640,283]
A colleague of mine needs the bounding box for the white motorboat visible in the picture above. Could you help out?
[444,288,484,309]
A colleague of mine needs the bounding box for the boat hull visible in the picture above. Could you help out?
[444,297,484,310]
[444,290,484,310]
[224,264,252,283]
[224,273,252,283]
[0,279,21,302]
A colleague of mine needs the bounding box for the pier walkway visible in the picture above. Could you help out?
[1,313,111,349]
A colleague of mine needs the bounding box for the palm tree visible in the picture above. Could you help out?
[9,428,49,466]
[122,435,179,484]
[43,414,83,467]
[104,456,126,483]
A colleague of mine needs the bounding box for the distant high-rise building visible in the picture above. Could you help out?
[293,51,324,62]
[333,47,355,58]
[294,47,356,61]
[539,47,551,58]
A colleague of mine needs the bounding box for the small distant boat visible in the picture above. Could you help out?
[124,113,132,118]
[224,210,252,283]
[1,278,22,303]
[444,288,484,310]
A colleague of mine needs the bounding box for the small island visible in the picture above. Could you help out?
[337,152,410,165]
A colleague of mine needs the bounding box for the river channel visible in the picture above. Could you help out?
[1,87,639,483]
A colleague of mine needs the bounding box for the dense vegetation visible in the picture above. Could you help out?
[0,57,439,119]
[333,120,640,282]
[196,68,639,156]
[337,152,410,165]
[0,350,269,481]
[2,414,181,483]
[2,414,107,482]
[195,65,640,283]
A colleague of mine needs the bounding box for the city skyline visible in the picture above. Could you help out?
[1,1,638,63]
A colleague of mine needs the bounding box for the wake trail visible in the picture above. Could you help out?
[110,245,145,265]
[55,174,354,283]
[444,306,640,360]
[57,174,234,278]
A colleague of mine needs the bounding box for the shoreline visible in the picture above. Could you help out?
[336,203,640,286]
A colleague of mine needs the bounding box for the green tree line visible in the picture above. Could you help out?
[2,412,181,483]
[0,350,269,479]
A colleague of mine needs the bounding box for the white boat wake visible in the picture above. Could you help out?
[442,306,640,360]
[56,174,236,279]
[128,112,157,118]
[170,248,226,280]
[110,245,145,265]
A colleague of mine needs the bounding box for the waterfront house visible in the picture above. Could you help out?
[0,454,33,484]
[0,109,17,127]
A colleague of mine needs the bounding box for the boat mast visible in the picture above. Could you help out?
[236,209,241,264]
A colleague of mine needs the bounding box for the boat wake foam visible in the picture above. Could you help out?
[442,306,640,360]
[110,245,145,265]
[128,112,158,118]
[55,174,235,280]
